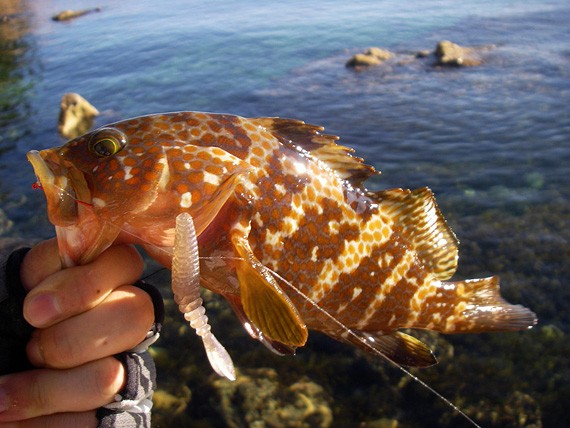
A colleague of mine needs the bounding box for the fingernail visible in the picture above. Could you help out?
[26,335,45,367]
[25,293,61,327]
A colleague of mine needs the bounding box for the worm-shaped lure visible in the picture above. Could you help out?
[171,212,236,381]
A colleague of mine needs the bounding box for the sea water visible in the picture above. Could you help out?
[0,0,568,426]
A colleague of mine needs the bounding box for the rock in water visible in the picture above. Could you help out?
[434,40,483,67]
[58,93,100,139]
[52,8,101,22]
[346,47,393,68]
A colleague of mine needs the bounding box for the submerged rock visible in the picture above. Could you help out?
[57,93,99,139]
[434,40,483,67]
[346,47,393,68]
[0,209,13,235]
[213,368,333,427]
[153,386,192,416]
[415,49,431,58]
[52,8,101,22]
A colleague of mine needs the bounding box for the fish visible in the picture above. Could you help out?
[27,111,537,368]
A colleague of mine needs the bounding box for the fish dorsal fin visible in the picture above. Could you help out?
[254,117,378,186]
[232,236,308,347]
[374,187,459,280]
[340,330,437,367]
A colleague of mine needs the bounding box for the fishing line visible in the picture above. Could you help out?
[37,182,480,426]
[263,265,482,428]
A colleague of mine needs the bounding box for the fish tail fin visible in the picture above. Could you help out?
[436,276,537,333]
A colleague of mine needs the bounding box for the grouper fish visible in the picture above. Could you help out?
[27,111,537,370]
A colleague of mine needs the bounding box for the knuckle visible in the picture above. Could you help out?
[120,285,155,329]
[27,371,54,415]
[103,245,144,280]
[124,245,145,275]
[67,265,104,312]
[41,326,77,368]
[92,357,125,400]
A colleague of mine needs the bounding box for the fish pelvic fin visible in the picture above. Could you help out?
[374,187,459,280]
[434,276,537,333]
[253,117,378,187]
[332,330,437,367]
[224,293,297,356]
[233,236,308,347]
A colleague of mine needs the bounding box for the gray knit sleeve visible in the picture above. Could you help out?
[0,238,34,375]
[1,240,164,427]
[96,280,164,428]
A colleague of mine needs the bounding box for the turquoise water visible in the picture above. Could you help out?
[1,0,569,426]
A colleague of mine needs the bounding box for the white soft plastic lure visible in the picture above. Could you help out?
[171,212,236,381]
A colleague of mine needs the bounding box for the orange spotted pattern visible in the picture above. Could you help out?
[34,111,536,350]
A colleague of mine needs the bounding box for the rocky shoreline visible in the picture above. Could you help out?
[346,40,493,70]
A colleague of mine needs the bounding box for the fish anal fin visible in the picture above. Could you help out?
[337,330,437,367]
[254,117,378,186]
[233,237,308,347]
[374,187,459,280]
[442,276,537,333]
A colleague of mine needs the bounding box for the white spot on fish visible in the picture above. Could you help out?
[352,287,362,300]
[274,183,286,196]
[157,157,170,190]
[180,192,192,208]
[253,212,263,227]
[92,198,106,208]
[310,246,319,262]
[124,166,133,180]
[294,161,306,175]
[203,171,220,185]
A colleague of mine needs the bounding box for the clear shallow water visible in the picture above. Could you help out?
[1,0,569,426]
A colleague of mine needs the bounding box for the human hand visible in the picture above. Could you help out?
[0,238,154,427]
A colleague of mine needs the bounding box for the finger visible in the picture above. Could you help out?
[23,245,144,328]
[0,357,124,423]
[19,238,61,292]
[0,411,97,428]
[27,285,154,369]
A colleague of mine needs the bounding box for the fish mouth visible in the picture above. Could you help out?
[28,149,112,267]
[27,149,81,227]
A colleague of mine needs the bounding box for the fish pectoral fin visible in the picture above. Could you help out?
[192,172,244,236]
[233,237,308,348]
[343,330,437,367]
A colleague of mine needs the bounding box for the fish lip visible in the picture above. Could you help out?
[27,150,56,187]
[27,148,81,227]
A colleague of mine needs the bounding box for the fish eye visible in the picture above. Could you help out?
[88,128,127,157]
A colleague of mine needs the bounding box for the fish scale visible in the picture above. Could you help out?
[244,141,440,333]
[27,111,537,368]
